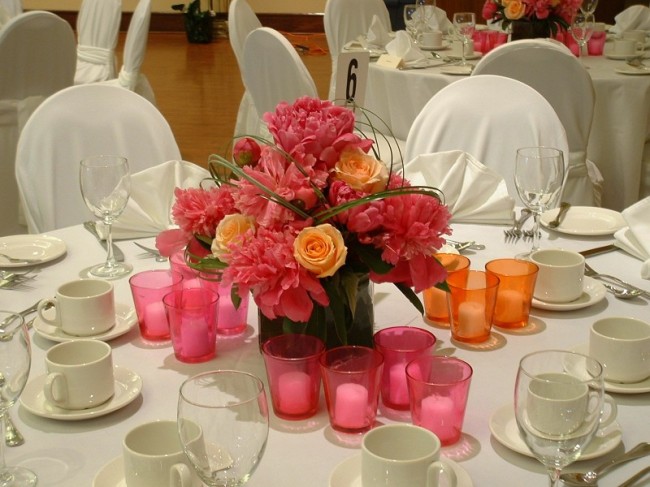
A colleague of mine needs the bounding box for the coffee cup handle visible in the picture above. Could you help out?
[44,372,68,406]
[599,394,618,430]
[427,460,457,487]
[37,298,60,327]
[170,463,194,487]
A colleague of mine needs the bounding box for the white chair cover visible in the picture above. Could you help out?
[405,75,570,206]
[74,0,121,85]
[228,0,262,137]
[15,84,182,234]
[0,0,21,19]
[610,5,650,34]
[472,39,603,206]
[100,0,156,105]
[0,11,75,236]
[0,6,11,28]
[324,0,391,100]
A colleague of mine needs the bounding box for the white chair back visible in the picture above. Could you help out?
[0,0,21,19]
[472,39,602,206]
[405,75,570,206]
[74,0,121,84]
[324,0,391,99]
[0,11,75,236]
[15,84,182,233]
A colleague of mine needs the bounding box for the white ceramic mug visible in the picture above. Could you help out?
[526,372,617,436]
[37,279,115,336]
[530,249,584,303]
[417,30,443,48]
[613,39,636,56]
[361,424,457,487]
[589,317,650,383]
[623,30,646,47]
[123,420,203,487]
[44,340,114,410]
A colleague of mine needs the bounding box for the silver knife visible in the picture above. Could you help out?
[579,244,618,258]
[83,221,125,262]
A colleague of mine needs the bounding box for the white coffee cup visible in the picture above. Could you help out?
[44,340,115,410]
[623,30,646,46]
[526,372,617,436]
[613,39,636,56]
[417,30,443,48]
[37,279,115,336]
[530,249,584,303]
[589,317,650,383]
[361,424,457,487]
[123,420,203,487]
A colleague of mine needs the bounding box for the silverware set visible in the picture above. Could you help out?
[584,262,650,300]
[0,270,37,290]
[504,208,533,242]
[133,242,167,262]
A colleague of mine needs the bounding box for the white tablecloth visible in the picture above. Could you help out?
[2,222,649,486]
[364,53,650,212]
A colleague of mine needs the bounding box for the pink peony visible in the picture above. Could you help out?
[482,0,499,20]
[172,186,237,237]
[370,253,447,293]
[155,228,191,257]
[233,137,262,167]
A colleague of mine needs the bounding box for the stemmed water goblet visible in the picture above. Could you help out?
[0,311,37,486]
[515,350,607,487]
[570,13,595,65]
[514,146,564,260]
[452,12,476,67]
[79,155,133,279]
[177,370,269,487]
[403,4,420,40]
[579,0,598,16]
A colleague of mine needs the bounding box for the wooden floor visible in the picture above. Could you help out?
[133,31,332,168]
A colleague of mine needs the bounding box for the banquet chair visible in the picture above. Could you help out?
[472,39,603,206]
[0,0,21,19]
[74,0,121,85]
[324,0,391,100]
[0,10,75,236]
[405,75,570,206]
[228,0,262,137]
[15,84,182,234]
[100,0,156,105]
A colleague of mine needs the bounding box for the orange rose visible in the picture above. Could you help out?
[504,0,526,20]
[333,148,389,194]
[211,214,256,262]
[293,224,347,278]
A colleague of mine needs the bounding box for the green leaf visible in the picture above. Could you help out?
[395,282,424,315]
[349,240,392,275]
[322,280,348,346]
[341,271,361,318]
[435,280,450,293]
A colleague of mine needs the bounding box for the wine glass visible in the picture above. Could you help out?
[570,13,595,65]
[515,350,606,487]
[403,4,419,40]
[514,147,564,259]
[79,155,133,279]
[0,311,37,486]
[452,12,476,67]
[579,0,598,16]
[177,370,269,487]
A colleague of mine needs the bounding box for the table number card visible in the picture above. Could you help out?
[334,51,369,109]
[375,54,403,69]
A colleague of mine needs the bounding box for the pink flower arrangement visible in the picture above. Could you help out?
[158,97,451,343]
[482,0,582,34]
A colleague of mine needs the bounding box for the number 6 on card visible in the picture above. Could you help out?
[334,51,369,108]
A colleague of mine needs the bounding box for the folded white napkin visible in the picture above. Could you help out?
[385,30,427,65]
[97,160,211,240]
[610,5,650,34]
[366,14,392,48]
[411,5,453,32]
[403,150,515,224]
[614,196,650,279]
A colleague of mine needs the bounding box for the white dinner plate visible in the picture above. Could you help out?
[489,404,622,461]
[569,344,650,394]
[540,206,626,236]
[615,67,650,75]
[440,65,474,76]
[93,456,124,487]
[0,234,66,268]
[329,454,473,487]
[446,51,482,60]
[20,365,142,421]
[33,302,138,343]
[531,277,606,311]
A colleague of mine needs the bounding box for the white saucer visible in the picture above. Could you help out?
[20,365,142,421]
[489,404,622,461]
[0,234,66,268]
[33,302,137,342]
[93,456,124,487]
[531,277,606,311]
[569,344,650,394]
[440,65,474,76]
[419,44,449,51]
[329,454,473,487]
[540,206,626,236]
[605,53,644,60]
[615,67,650,75]
[446,51,482,60]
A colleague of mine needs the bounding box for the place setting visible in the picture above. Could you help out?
[540,205,627,236]
[0,233,67,268]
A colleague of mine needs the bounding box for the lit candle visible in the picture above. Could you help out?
[420,395,457,440]
[183,278,202,290]
[217,285,244,331]
[143,301,169,336]
[424,287,449,323]
[334,383,368,429]
[180,317,212,357]
[277,371,311,415]
[495,289,525,324]
[458,301,485,338]
[389,363,409,406]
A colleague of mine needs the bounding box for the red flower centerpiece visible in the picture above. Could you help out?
[158,97,452,348]
[482,0,581,38]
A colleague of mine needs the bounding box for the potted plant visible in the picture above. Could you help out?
[172,0,213,44]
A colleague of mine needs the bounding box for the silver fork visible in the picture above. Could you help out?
[584,262,650,299]
[504,209,532,242]
[133,242,167,262]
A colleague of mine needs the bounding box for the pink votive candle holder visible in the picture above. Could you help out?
[373,326,436,411]
[199,275,249,336]
[261,334,325,420]
[129,269,184,341]
[319,346,383,433]
[163,288,219,363]
[423,253,470,327]
[588,31,606,56]
[170,250,202,289]
[447,270,499,343]
[406,355,473,445]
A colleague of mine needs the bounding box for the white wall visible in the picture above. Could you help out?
[23,0,326,14]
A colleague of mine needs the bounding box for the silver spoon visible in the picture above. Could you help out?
[618,465,650,487]
[0,253,41,264]
[548,201,571,228]
[604,283,643,300]
[559,442,650,486]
